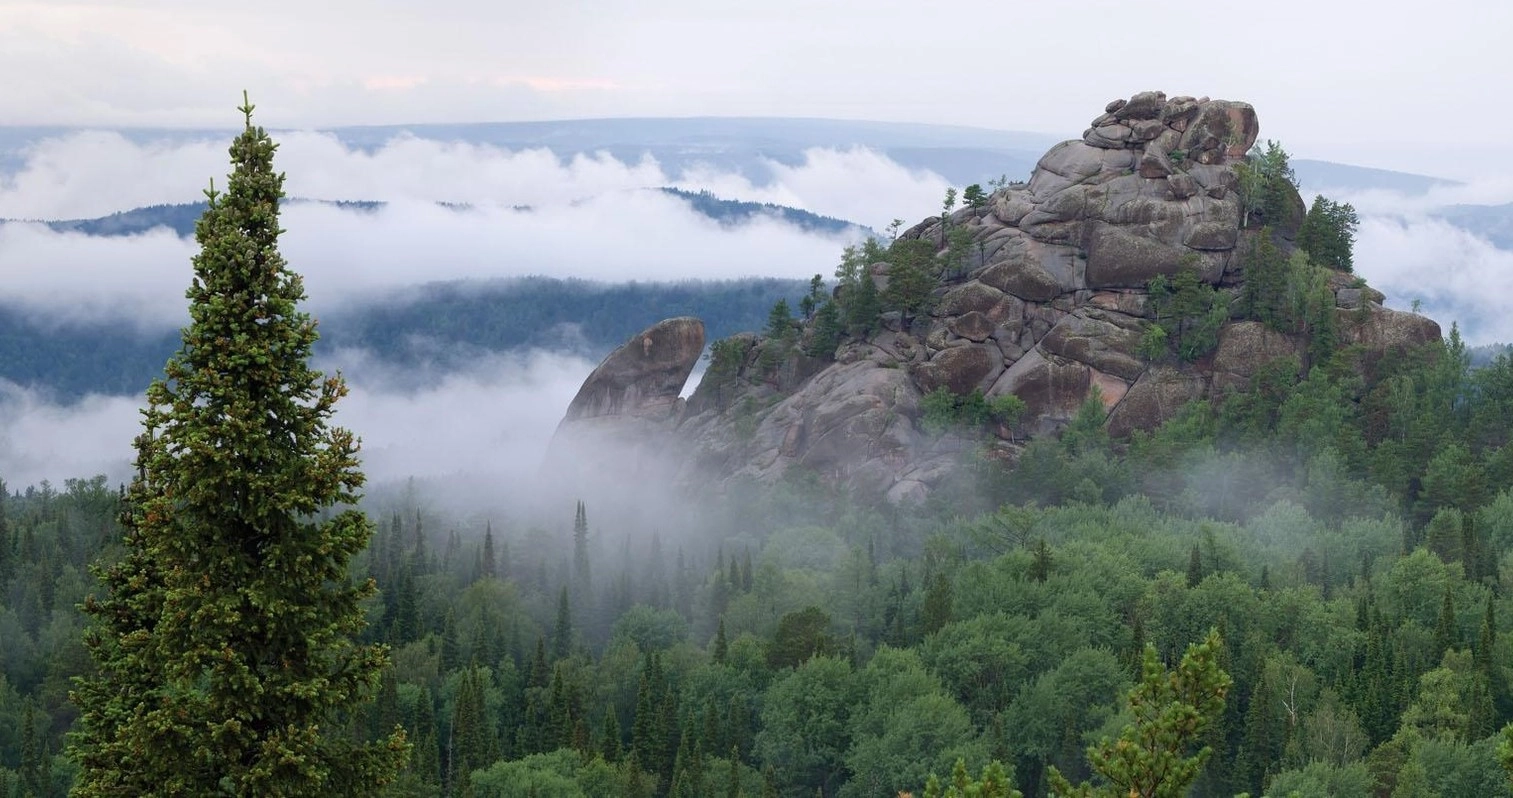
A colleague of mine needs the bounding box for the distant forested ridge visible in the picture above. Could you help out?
[3,190,867,240]
[0,276,810,398]
[655,188,867,235]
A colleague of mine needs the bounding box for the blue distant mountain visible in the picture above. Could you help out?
[1293,159,1458,195]
[7,191,870,240]
[1434,202,1513,250]
[0,275,814,400]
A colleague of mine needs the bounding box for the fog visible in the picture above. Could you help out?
[0,127,957,489]
[0,346,600,503]
[0,130,958,328]
[1352,214,1513,343]
[1304,177,1513,344]
[0,129,948,228]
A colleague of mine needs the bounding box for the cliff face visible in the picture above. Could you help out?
[548,92,1442,502]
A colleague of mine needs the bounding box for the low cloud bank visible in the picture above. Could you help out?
[0,131,955,328]
[0,347,598,498]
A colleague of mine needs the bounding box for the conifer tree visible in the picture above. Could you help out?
[530,637,550,689]
[631,654,665,772]
[726,747,743,798]
[0,479,11,580]
[480,521,497,580]
[806,300,843,358]
[920,571,954,635]
[1029,538,1053,583]
[391,565,420,645]
[449,664,494,795]
[553,585,574,660]
[573,500,590,587]
[602,710,623,763]
[727,694,752,761]
[411,695,441,787]
[1049,629,1232,798]
[1186,544,1205,588]
[1434,584,1458,657]
[70,95,406,797]
[440,608,462,673]
[19,700,40,798]
[714,617,729,664]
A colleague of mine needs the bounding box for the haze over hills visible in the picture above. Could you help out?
[14,0,1513,792]
[4,112,1513,487]
[0,117,1471,192]
[11,87,1513,796]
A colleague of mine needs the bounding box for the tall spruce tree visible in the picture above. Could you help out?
[573,500,590,588]
[481,521,497,580]
[69,95,407,796]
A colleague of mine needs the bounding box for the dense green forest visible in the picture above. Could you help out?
[8,327,1513,795]
[0,276,809,398]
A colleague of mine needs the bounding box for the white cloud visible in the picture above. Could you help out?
[0,193,854,327]
[0,130,946,227]
[1354,214,1513,344]
[670,146,950,231]
[1306,178,1513,218]
[0,131,961,326]
[0,132,228,220]
[0,347,599,499]
[0,383,141,489]
[329,347,593,489]
[0,222,194,329]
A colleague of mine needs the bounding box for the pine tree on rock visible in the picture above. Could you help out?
[69,96,407,796]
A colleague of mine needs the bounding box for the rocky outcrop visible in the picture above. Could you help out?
[546,92,1443,502]
[543,318,705,489]
[562,317,705,422]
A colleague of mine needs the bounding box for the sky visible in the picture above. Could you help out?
[2,0,1511,179]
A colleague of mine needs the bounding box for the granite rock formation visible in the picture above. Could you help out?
[547,93,1442,502]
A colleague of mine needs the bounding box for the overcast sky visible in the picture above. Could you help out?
[2,0,1509,178]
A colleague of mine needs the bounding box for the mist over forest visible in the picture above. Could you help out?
[6,108,1513,798]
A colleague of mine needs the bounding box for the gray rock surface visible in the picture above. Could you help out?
[562,317,705,422]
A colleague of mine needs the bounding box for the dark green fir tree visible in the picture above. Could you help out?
[69,95,407,796]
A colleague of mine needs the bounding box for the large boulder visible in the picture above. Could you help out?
[1039,308,1148,380]
[988,349,1092,433]
[1211,321,1300,391]
[563,317,705,422]
[1084,223,1194,288]
[1339,307,1442,352]
[911,343,1004,395]
[935,280,1025,322]
[1106,367,1206,438]
[976,233,1081,301]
